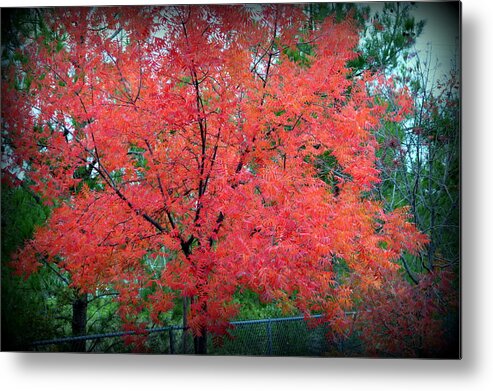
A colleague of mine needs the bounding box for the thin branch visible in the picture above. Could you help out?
[400,256,419,285]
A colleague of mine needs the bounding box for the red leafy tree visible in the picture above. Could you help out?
[2,5,429,354]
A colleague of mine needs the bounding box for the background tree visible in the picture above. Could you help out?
[1,185,59,350]
[367,55,460,358]
[347,2,425,76]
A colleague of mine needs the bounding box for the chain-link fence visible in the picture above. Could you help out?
[27,315,363,356]
[212,316,331,356]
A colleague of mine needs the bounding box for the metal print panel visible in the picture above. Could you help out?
[1,2,460,358]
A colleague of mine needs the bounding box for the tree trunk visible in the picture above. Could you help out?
[71,293,87,352]
[194,328,207,354]
[191,294,208,354]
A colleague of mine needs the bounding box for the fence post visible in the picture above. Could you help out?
[267,320,273,355]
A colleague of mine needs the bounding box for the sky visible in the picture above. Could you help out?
[411,2,460,74]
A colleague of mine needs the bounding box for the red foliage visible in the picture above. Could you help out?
[3,5,434,355]
[354,268,458,357]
